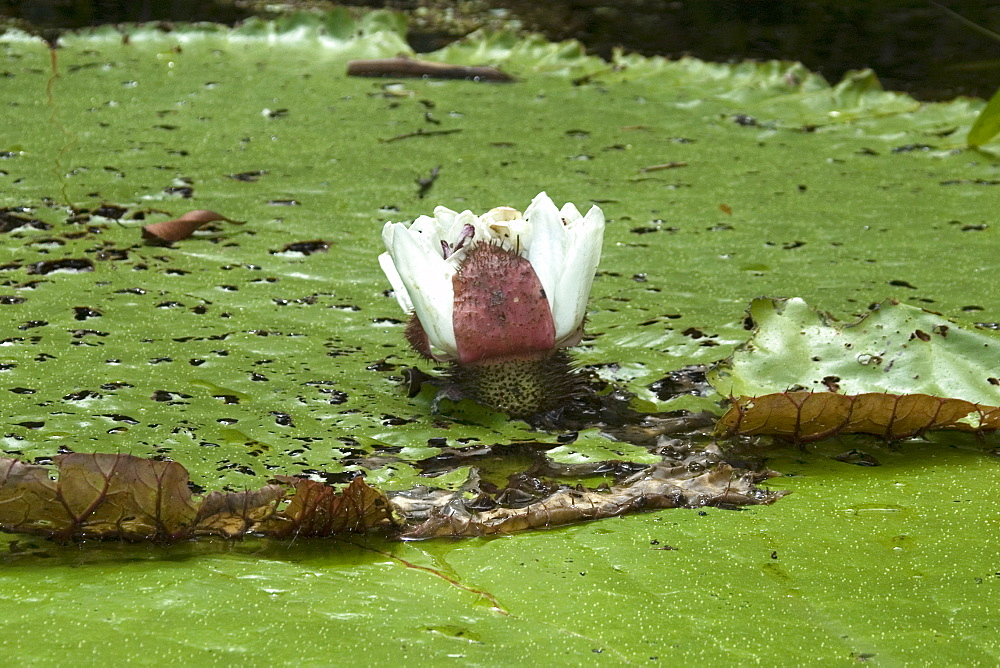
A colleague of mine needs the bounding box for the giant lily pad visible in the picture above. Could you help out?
[0,10,998,663]
[709,298,1000,441]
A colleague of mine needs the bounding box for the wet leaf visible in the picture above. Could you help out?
[0,454,392,541]
[709,298,1000,440]
[717,391,1000,443]
[399,462,785,538]
[258,476,396,538]
[709,297,1000,404]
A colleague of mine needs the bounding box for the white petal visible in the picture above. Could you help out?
[432,206,458,234]
[559,201,583,222]
[552,204,605,342]
[390,226,458,357]
[523,192,566,314]
[405,215,447,257]
[378,252,413,313]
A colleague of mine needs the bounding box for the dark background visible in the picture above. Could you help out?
[1,0,998,100]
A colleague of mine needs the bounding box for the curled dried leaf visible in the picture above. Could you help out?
[398,463,785,539]
[717,391,1000,443]
[259,476,396,538]
[0,454,392,542]
[194,486,285,538]
[142,209,246,242]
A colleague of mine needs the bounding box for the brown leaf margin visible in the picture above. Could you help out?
[716,391,1000,443]
[0,453,394,542]
[142,210,246,242]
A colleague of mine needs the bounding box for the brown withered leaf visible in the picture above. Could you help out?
[0,454,392,542]
[258,476,396,538]
[0,458,66,535]
[0,453,198,541]
[193,485,285,538]
[399,462,785,539]
[717,391,1000,443]
[142,209,246,242]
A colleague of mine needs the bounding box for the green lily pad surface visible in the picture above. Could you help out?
[710,297,1000,403]
[1,10,999,663]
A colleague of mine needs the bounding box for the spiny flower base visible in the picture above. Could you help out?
[446,351,586,418]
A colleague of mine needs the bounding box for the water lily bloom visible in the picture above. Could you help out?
[379,192,605,416]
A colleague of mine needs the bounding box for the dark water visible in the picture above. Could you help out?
[2,0,998,100]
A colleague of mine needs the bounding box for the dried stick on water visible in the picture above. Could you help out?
[347,57,514,82]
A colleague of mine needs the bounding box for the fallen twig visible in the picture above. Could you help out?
[380,128,462,144]
[347,56,514,82]
[639,161,689,172]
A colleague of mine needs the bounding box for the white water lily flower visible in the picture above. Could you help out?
[379,192,605,364]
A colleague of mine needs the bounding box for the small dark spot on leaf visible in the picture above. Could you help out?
[227,170,267,182]
[0,296,25,305]
[272,240,329,255]
[18,320,47,330]
[732,113,757,126]
[64,390,100,400]
[271,412,294,427]
[9,387,36,395]
[100,382,132,390]
[367,359,397,372]
[650,367,710,400]
[888,280,917,289]
[70,329,108,339]
[101,414,139,425]
[151,390,191,402]
[163,186,193,198]
[93,204,127,219]
[73,306,102,320]
[268,199,299,206]
[325,391,349,405]
[821,376,841,392]
[832,450,881,466]
[891,144,934,153]
[27,258,94,275]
